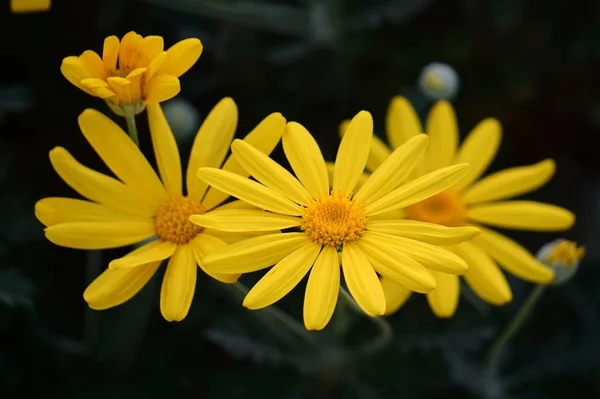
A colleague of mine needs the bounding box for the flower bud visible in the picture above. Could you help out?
[536,239,585,285]
[418,62,459,100]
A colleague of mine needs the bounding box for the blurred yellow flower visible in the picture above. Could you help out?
[34,98,285,321]
[342,97,575,318]
[10,0,50,13]
[191,110,477,331]
[60,31,202,116]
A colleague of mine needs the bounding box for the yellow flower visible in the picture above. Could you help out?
[60,31,202,116]
[191,110,479,331]
[34,98,285,321]
[10,0,50,13]
[346,97,576,318]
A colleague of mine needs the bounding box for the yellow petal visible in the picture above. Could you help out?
[147,103,182,197]
[357,238,436,293]
[136,35,164,66]
[49,147,155,217]
[78,109,168,208]
[333,111,373,196]
[118,32,143,70]
[10,0,51,13]
[160,245,196,322]
[190,209,300,232]
[468,201,574,232]
[386,96,422,150]
[102,35,120,72]
[44,221,155,250]
[326,162,369,191]
[146,51,168,82]
[79,50,105,79]
[80,78,116,99]
[338,119,392,173]
[426,272,459,318]
[304,246,340,331]
[473,226,554,283]
[203,229,280,244]
[84,261,161,310]
[159,38,203,77]
[425,100,458,171]
[197,168,302,216]
[109,240,177,270]
[364,163,470,216]
[453,118,502,191]
[380,276,412,316]
[366,219,480,245]
[353,134,428,206]
[453,241,512,305]
[202,112,286,209]
[341,243,386,316]
[35,197,136,227]
[202,232,312,273]
[230,139,311,205]
[190,233,240,283]
[60,56,93,91]
[282,122,329,199]
[144,75,180,103]
[186,97,237,201]
[363,231,468,275]
[463,159,556,204]
[243,243,321,309]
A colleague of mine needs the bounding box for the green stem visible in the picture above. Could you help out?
[338,287,393,358]
[124,114,140,146]
[485,285,547,395]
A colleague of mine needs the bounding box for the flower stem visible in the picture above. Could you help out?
[124,114,140,146]
[485,284,547,396]
[338,287,393,358]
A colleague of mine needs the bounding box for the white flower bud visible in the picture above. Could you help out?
[536,239,585,285]
[162,98,200,141]
[418,62,459,100]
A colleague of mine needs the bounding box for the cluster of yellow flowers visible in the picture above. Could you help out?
[34,32,584,331]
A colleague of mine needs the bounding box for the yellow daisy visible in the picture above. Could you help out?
[60,31,202,116]
[346,97,575,318]
[190,110,480,331]
[10,0,50,13]
[34,98,285,321]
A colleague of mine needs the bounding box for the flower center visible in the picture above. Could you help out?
[154,196,205,244]
[548,240,585,268]
[301,192,367,247]
[405,190,466,227]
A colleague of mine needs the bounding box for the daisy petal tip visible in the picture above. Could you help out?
[188,214,205,226]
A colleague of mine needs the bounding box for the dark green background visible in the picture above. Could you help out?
[1,0,599,398]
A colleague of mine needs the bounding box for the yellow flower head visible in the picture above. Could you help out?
[60,31,202,116]
[348,97,576,318]
[10,0,50,13]
[34,99,285,321]
[191,111,479,331]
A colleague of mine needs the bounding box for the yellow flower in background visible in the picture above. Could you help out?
[34,98,285,321]
[343,97,575,318]
[191,110,478,331]
[60,31,202,117]
[10,0,50,13]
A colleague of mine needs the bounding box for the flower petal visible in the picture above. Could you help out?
[462,159,556,204]
[102,35,120,72]
[147,103,182,196]
[333,111,373,196]
[118,32,143,70]
[190,209,300,232]
[185,98,238,201]
[452,118,502,191]
[79,50,105,79]
[341,243,386,316]
[340,119,393,173]
[386,96,422,150]
[282,122,329,199]
[467,201,575,231]
[202,232,311,273]
[304,246,340,331]
[366,219,480,245]
[453,241,512,305]
[364,163,470,216]
[472,226,554,283]
[202,113,286,209]
[35,197,138,227]
[44,221,155,250]
[243,243,321,310]
[78,109,168,207]
[84,261,161,310]
[49,147,155,217]
[80,78,116,99]
[197,168,302,216]
[61,56,94,92]
[353,134,428,206]
[144,75,180,103]
[424,100,458,172]
[190,233,240,283]
[160,245,196,321]
[380,276,412,316]
[159,38,203,78]
[426,272,459,318]
[109,240,177,270]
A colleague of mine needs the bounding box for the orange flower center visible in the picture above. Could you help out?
[301,192,367,247]
[548,240,585,269]
[405,190,466,227]
[154,196,205,244]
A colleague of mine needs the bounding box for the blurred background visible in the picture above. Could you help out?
[1,0,600,398]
